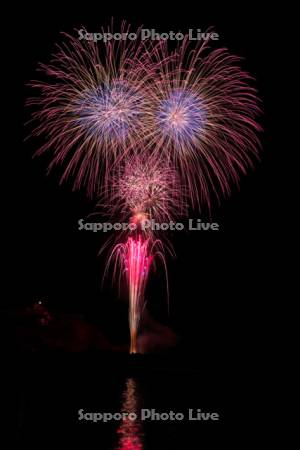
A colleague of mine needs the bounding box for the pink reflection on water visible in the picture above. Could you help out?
[115,378,144,450]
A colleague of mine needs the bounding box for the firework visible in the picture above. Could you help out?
[101,154,186,229]
[26,23,157,197]
[145,37,262,209]
[27,27,261,208]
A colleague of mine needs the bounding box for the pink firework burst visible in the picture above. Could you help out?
[145,36,262,209]
[101,154,187,228]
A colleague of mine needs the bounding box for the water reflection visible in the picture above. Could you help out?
[115,378,144,450]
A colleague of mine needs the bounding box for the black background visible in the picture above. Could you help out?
[5,1,286,446]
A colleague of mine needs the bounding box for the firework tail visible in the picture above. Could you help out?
[106,234,168,353]
[125,236,152,353]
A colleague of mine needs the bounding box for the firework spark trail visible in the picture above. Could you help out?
[106,236,167,353]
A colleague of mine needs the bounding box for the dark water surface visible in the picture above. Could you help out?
[16,354,263,448]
